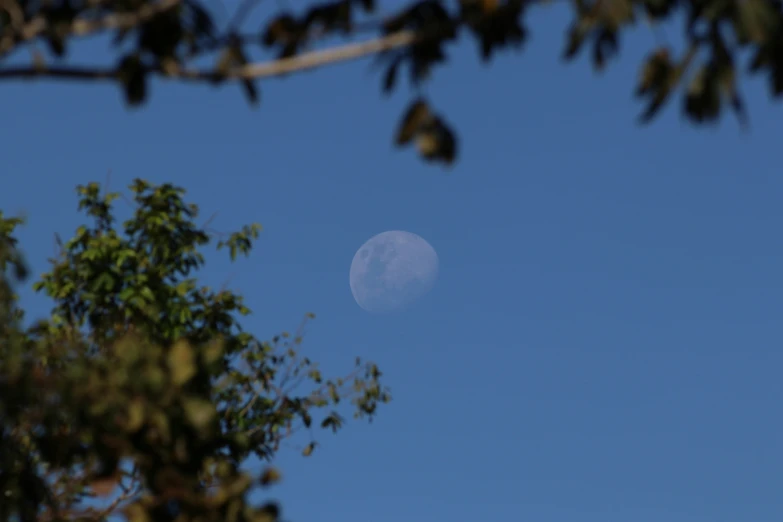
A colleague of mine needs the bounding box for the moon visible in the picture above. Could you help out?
[349,231,439,314]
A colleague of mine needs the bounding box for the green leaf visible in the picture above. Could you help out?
[259,467,282,486]
[302,442,316,457]
[125,399,146,433]
[202,340,224,366]
[183,397,216,431]
[308,369,322,383]
[168,340,196,386]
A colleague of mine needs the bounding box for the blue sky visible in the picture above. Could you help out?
[1,2,782,522]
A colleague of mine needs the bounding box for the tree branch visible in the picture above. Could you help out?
[227,29,416,79]
[0,29,417,83]
[0,64,117,79]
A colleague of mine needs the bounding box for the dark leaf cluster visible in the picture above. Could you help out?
[263,0,376,58]
[2,0,783,165]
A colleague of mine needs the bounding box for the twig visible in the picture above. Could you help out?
[93,467,142,519]
[228,0,264,31]
[0,64,117,79]
[201,211,219,230]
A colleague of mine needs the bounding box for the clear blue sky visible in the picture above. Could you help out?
[1,2,781,522]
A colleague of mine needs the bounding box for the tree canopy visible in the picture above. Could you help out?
[1,0,780,165]
[0,179,390,522]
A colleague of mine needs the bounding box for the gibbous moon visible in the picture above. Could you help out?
[349,231,439,314]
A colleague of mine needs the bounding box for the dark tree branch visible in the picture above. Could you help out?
[0,29,418,82]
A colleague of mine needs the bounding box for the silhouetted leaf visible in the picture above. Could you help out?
[258,502,281,522]
[416,117,457,165]
[563,19,593,60]
[383,55,403,93]
[593,29,618,71]
[138,11,184,58]
[356,0,376,12]
[259,467,281,486]
[262,14,302,56]
[45,32,66,57]
[117,54,147,106]
[683,64,721,123]
[185,0,217,40]
[242,79,260,105]
[642,0,678,18]
[636,48,672,97]
[395,98,431,145]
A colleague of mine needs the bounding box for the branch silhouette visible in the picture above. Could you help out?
[0,29,417,83]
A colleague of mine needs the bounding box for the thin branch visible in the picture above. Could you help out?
[0,64,117,79]
[214,28,417,79]
[201,211,219,230]
[93,467,142,519]
[0,29,417,83]
[228,0,264,31]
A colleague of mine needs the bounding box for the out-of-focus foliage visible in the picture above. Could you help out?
[0,180,390,522]
[1,0,780,165]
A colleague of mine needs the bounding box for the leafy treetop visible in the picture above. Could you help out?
[0,179,390,522]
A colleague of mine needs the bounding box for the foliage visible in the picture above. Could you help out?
[1,0,780,164]
[0,180,390,522]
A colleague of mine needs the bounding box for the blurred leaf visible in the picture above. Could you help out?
[592,28,618,71]
[168,340,196,386]
[183,397,216,431]
[383,55,403,93]
[124,504,151,522]
[563,18,593,60]
[125,398,146,432]
[259,467,281,486]
[416,117,458,165]
[255,502,281,522]
[395,98,432,145]
[117,54,147,107]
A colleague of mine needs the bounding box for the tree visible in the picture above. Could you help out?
[0,179,390,522]
[1,0,778,165]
